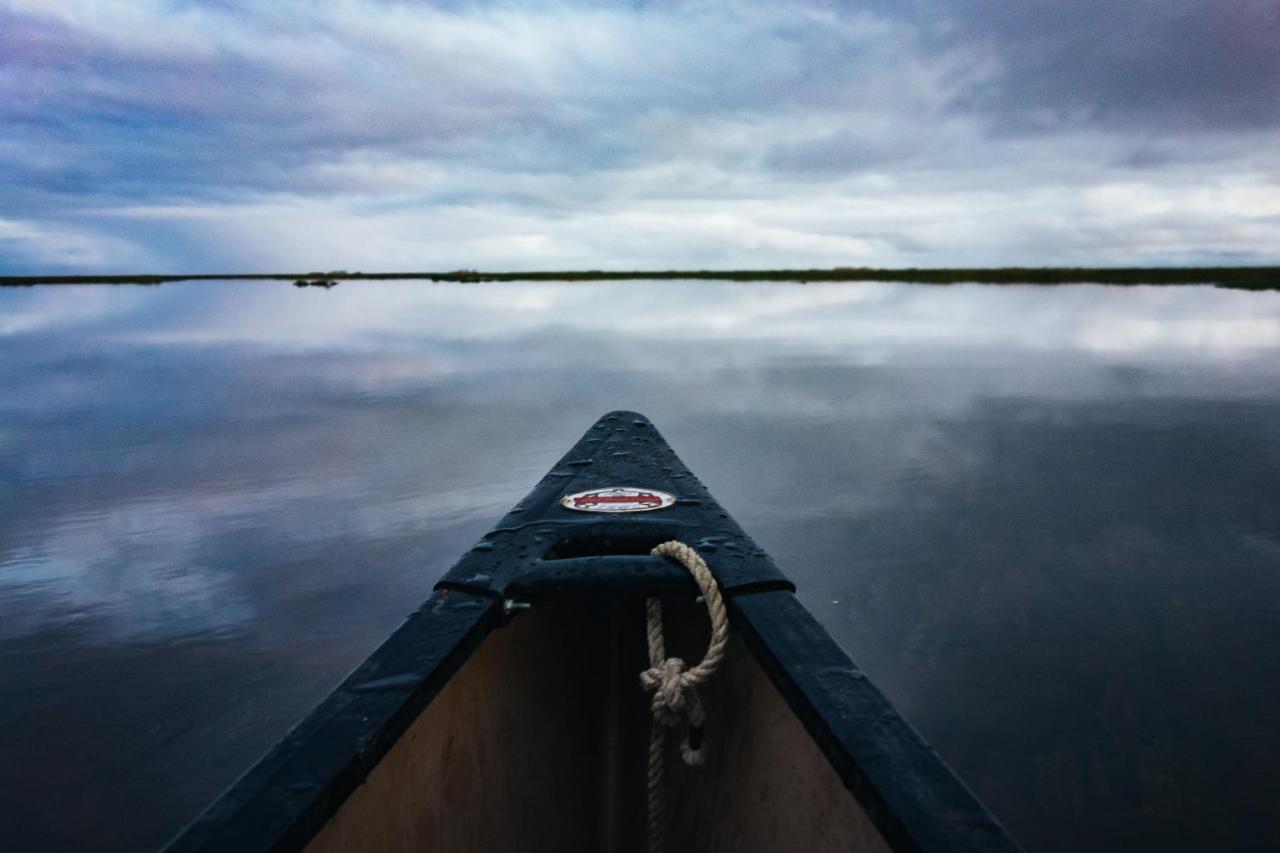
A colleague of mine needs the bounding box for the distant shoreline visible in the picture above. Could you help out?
[1,267,1278,289]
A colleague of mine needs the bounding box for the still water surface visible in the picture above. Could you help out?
[1,280,1278,852]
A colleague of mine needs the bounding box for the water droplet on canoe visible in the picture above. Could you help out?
[349,673,424,693]
[566,458,593,467]
[472,542,495,552]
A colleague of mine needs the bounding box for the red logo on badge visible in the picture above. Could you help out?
[574,492,663,509]
[561,487,677,513]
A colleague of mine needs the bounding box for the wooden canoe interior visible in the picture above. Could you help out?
[303,595,891,853]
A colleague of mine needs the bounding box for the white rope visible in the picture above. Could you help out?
[640,540,730,853]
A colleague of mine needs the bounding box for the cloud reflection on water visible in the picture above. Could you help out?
[34,280,1279,356]
[1,280,1279,852]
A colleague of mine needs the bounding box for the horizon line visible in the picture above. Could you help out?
[2,265,1279,289]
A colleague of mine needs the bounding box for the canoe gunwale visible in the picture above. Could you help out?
[161,589,498,853]
[730,590,1023,853]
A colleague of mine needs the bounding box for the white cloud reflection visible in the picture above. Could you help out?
[3,279,1280,642]
[92,280,1280,361]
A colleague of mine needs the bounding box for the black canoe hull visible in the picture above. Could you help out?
[163,412,1023,853]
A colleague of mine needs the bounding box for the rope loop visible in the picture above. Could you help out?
[641,540,729,853]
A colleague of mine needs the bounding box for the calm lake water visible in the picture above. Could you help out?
[1,280,1278,852]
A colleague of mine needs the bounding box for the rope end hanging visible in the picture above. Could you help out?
[641,540,729,853]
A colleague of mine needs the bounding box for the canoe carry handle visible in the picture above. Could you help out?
[541,529,678,560]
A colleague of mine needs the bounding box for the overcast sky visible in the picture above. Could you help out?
[2,0,1278,273]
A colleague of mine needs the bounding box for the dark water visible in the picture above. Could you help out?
[1,280,1278,852]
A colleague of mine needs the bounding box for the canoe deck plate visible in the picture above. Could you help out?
[435,412,794,601]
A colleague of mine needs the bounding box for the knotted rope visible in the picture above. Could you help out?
[640,540,730,853]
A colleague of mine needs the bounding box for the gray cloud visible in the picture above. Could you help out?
[929,0,1280,133]
[0,0,1277,272]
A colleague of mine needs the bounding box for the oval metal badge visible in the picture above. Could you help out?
[561,487,677,513]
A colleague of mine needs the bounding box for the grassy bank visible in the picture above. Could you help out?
[1,267,1278,289]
